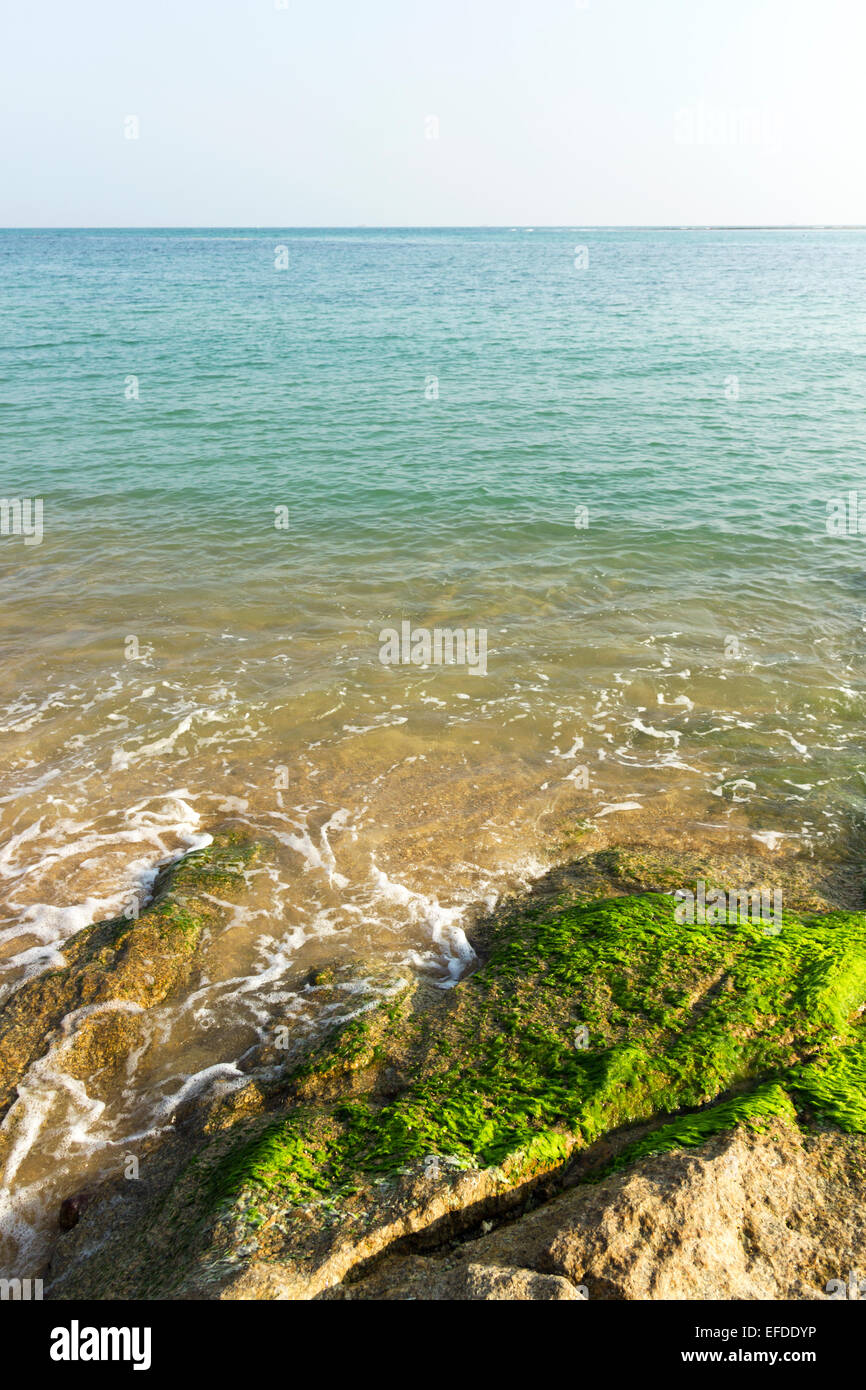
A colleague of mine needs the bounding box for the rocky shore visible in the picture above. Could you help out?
[4,831,866,1300]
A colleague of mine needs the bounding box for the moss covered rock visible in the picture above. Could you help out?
[0,830,268,1121]
[206,885,866,1212]
[325,1121,866,1301]
[44,841,866,1300]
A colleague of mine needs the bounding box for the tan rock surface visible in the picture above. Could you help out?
[330,1123,866,1301]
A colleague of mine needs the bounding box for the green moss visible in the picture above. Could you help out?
[0,829,271,1125]
[209,889,866,1211]
[164,832,259,897]
[145,833,263,945]
[604,1082,799,1173]
[216,1118,339,1204]
[790,1035,866,1130]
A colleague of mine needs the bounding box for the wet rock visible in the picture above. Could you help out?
[41,841,866,1300]
[375,1065,405,1099]
[58,1190,95,1233]
[0,830,270,1121]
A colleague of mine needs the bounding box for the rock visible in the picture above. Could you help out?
[0,830,269,1121]
[58,1191,95,1233]
[460,1263,584,1300]
[327,1257,585,1301]
[40,842,866,1300]
[337,1122,866,1300]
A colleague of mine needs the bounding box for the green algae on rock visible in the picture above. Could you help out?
[45,845,866,1300]
[212,889,866,1206]
[323,1121,866,1301]
[0,830,269,1121]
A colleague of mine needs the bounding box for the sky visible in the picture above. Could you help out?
[1,0,864,226]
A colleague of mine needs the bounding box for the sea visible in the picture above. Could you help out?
[2,225,866,1271]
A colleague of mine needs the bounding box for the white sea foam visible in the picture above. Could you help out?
[752,830,788,850]
[370,864,476,981]
[632,718,681,746]
[0,795,210,978]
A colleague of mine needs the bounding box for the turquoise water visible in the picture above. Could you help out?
[5,224,866,930]
[2,227,866,1267]
[4,223,866,950]
[4,229,866,638]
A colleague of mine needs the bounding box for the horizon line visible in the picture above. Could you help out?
[2,223,866,232]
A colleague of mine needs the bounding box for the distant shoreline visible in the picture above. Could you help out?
[2,224,866,233]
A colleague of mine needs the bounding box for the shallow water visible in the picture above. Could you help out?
[2,226,866,1273]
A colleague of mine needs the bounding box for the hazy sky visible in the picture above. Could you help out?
[2,0,864,226]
